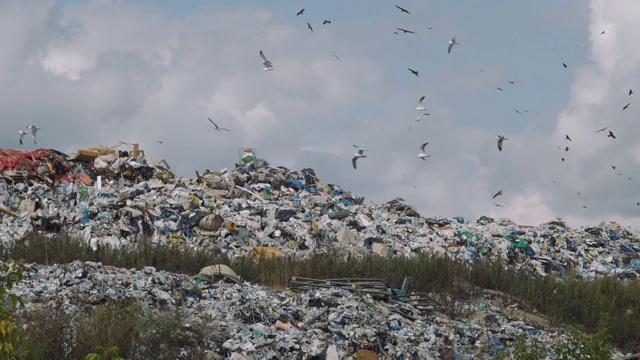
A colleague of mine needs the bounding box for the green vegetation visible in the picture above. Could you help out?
[0,232,637,356]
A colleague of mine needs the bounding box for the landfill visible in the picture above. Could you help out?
[2,146,640,358]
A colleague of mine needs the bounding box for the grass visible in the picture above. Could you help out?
[2,232,640,355]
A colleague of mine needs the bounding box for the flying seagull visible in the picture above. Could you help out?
[497,87,504,91]
[601,30,605,34]
[334,55,342,61]
[507,81,515,84]
[562,63,568,68]
[18,130,28,145]
[323,20,331,25]
[612,165,616,170]
[259,50,273,71]
[395,5,410,14]
[352,149,367,169]
[514,109,522,114]
[494,203,504,208]
[565,146,569,152]
[157,140,164,144]
[296,8,305,16]
[208,118,230,132]
[623,103,630,110]
[608,130,616,139]
[409,113,429,130]
[566,135,572,141]
[26,125,40,144]
[630,89,634,96]
[448,37,459,53]
[307,22,313,32]
[497,135,508,151]
[596,127,609,133]
[416,96,426,111]
[417,142,430,161]
[408,68,419,77]
[492,190,503,199]
[395,27,416,34]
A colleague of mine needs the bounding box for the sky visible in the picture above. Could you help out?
[1,0,639,229]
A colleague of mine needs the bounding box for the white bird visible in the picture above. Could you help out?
[352,149,367,169]
[26,125,40,144]
[259,50,273,71]
[448,37,459,54]
[18,130,29,145]
[208,118,230,132]
[497,135,508,151]
[416,96,426,111]
[417,142,430,161]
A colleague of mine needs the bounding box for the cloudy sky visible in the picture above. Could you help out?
[1,0,639,229]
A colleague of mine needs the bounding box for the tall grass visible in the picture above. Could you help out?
[3,232,640,354]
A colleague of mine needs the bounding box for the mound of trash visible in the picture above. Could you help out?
[2,146,639,358]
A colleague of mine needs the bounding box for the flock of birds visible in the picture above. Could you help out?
[211,4,639,210]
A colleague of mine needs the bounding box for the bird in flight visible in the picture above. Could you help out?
[417,142,430,161]
[448,37,459,53]
[596,127,609,133]
[296,8,305,16]
[307,22,313,32]
[395,5,410,14]
[208,118,230,132]
[494,203,504,208]
[157,140,164,144]
[395,27,416,34]
[409,113,429,130]
[608,130,616,139]
[259,50,273,71]
[18,130,28,145]
[507,81,515,84]
[601,30,605,34]
[562,63,568,68]
[497,87,504,91]
[497,135,508,151]
[352,149,367,169]
[26,125,40,144]
[623,103,630,110]
[334,55,342,61]
[514,109,522,114]
[323,20,331,25]
[492,190,503,199]
[566,135,572,141]
[630,89,634,96]
[408,68,419,77]
[416,96,426,111]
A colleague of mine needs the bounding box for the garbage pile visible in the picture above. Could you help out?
[1,147,640,281]
[13,260,562,359]
[2,147,640,358]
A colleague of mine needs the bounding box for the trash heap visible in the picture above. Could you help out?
[2,147,640,358]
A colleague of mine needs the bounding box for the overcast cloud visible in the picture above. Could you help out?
[1,0,639,229]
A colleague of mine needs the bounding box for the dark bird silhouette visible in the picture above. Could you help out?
[562,63,568,68]
[307,22,313,32]
[296,8,305,16]
[497,87,504,91]
[497,135,508,151]
[514,110,522,114]
[582,205,587,209]
[637,202,639,206]
[596,126,609,133]
[157,140,163,144]
[395,27,416,34]
[208,118,230,132]
[566,135,572,141]
[612,165,616,170]
[494,203,504,208]
[408,68,419,77]
[601,30,605,34]
[630,89,634,96]
[393,31,399,35]
[561,158,565,162]
[334,55,342,61]
[323,20,331,25]
[395,5,410,14]
[623,103,630,110]
[492,190,503,199]
[565,146,569,152]
[608,130,616,139]
[507,81,515,84]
